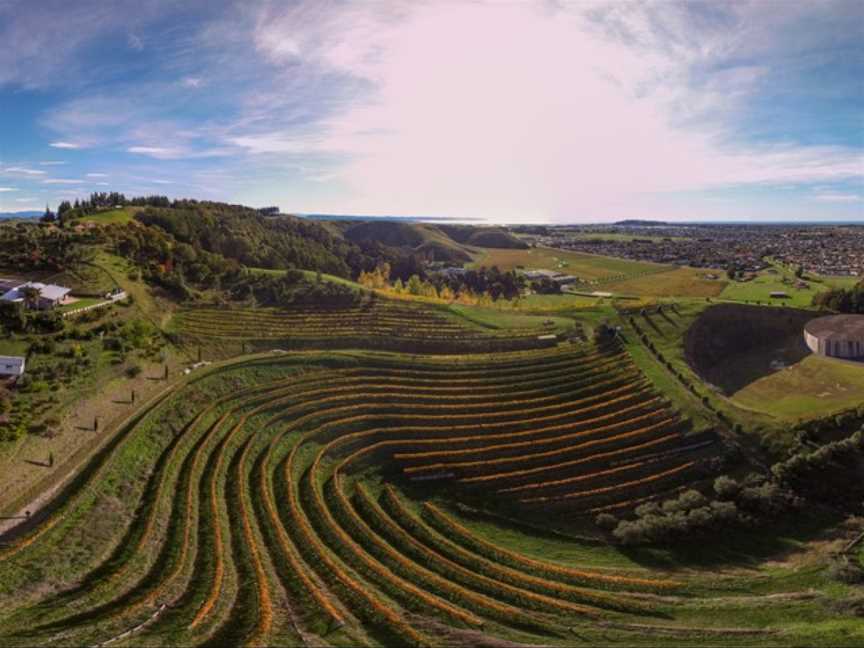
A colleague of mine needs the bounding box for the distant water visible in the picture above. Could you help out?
[300,213,485,224]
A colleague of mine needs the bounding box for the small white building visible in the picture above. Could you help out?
[0,356,25,377]
[1,282,72,309]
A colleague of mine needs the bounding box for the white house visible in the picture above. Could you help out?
[0,356,25,377]
[1,282,72,310]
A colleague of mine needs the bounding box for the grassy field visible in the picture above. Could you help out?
[720,268,856,308]
[733,355,864,419]
[472,246,668,280]
[603,267,727,299]
[446,303,573,333]
[76,207,140,225]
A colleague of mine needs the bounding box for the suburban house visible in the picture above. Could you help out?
[0,356,25,377]
[0,282,72,310]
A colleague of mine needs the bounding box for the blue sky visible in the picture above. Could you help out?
[1,0,862,223]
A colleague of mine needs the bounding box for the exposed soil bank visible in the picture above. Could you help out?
[684,304,816,395]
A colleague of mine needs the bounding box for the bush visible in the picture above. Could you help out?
[595,513,618,531]
[125,364,143,378]
[713,475,740,499]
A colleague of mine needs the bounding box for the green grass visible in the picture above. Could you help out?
[58,297,106,312]
[446,303,572,333]
[720,267,854,308]
[616,300,778,435]
[94,251,173,327]
[603,267,727,299]
[471,246,667,280]
[76,207,139,225]
[732,355,864,419]
[517,292,605,310]
[0,338,29,356]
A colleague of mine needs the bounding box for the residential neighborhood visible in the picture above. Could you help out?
[515,224,864,277]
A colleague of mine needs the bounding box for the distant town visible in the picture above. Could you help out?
[513,223,864,277]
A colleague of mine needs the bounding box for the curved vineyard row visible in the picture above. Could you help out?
[172,300,563,353]
[0,344,720,647]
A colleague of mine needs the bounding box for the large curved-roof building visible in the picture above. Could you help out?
[804,314,864,359]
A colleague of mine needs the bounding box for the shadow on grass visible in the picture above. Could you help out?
[618,509,846,570]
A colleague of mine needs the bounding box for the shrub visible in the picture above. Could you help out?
[713,475,740,499]
[595,513,618,531]
[125,364,143,378]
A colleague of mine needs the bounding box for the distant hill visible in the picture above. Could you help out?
[0,210,40,219]
[341,221,527,264]
[342,221,472,263]
[614,219,668,227]
[436,224,528,249]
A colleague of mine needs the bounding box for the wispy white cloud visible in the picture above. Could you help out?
[811,192,862,203]
[180,76,204,88]
[49,141,83,149]
[39,160,66,166]
[86,172,108,177]
[127,32,144,51]
[0,187,18,192]
[43,178,84,185]
[4,166,46,175]
[127,145,230,160]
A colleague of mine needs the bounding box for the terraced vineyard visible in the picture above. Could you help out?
[173,298,555,353]
[0,345,856,647]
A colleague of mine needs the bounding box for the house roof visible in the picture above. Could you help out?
[0,356,25,374]
[1,281,71,302]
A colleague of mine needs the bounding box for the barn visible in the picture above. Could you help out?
[804,314,864,359]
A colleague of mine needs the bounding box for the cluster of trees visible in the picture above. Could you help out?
[813,281,864,313]
[602,427,864,545]
[55,192,129,219]
[771,429,864,503]
[0,223,94,273]
[432,267,523,301]
[109,212,360,308]
[358,263,523,303]
[604,475,798,545]
[135,203,359,277]
[529,275,562,294]
[110,221,242,300]
[0,302,64,334]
